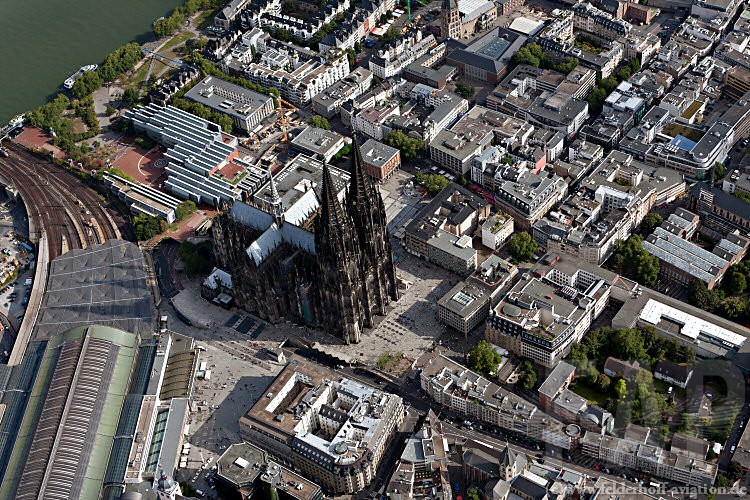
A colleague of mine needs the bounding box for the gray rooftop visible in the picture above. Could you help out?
[449,28,527,75]
[438,282,488,316]
[34,240,153,341]
[252,154,349,223]
[538,362,575,398]
[360,138,400,169]
[290,126,345,157]
[642,227,728,284]
[184,76,273,120]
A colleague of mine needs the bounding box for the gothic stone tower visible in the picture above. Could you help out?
[315,163,367,344]
[347,138,399,325]
[442,0,461,39]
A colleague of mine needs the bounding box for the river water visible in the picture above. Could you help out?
[0,0,182,124]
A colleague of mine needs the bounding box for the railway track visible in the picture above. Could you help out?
[0,142,130,259]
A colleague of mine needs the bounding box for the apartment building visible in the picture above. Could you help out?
[245,49,350,105]
[418,354,576,450]
[239,359,404,494]
[359,139,401,181]
[491,168,569,231]
[369,31,437,79]
[486,254,625,367]
[581,432,717,486]
[429,106,532,175]
[437,255,518,334]
[311,67,373,118]
[351,101,401,140]
[481,212,514,250]
[571,2,632,43]
[533,150,686,265]
[404,183,489,275]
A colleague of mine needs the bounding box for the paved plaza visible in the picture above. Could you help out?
[179,340,283,491]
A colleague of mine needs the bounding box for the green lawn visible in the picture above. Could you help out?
[161,30,194,53]
[569,382,610,406]
[653,378,686,400]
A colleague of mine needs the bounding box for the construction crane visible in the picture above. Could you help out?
[276,97,298,144]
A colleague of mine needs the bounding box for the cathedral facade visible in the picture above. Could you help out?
[212,139,398,344]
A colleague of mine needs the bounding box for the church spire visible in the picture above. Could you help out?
[319,163,347,233]
[348,136,373,209]
[268,167,284,225]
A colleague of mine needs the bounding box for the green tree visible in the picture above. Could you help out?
[725,269,747,296]
[381,26,400,43]
[677,413,695,434]
[385,129,424,159]
[714,162,726,180]
[728,461,744,482]
[176,200,197,221]
[346,48,357,68]
[133,213,164,240]
[633,252,658,285]
[688,279,713,310]
[507,232,538,262]
[332,143,351,162]
[153,9,185,37]
[455,81,475,99]
[512,46,539,67]
[180,482,197,496]
[721,296,748,320]
[611,328,647,362]
[587,88,608,114]
[519,360,538,390]
[71,70,103,98]
[640,213,663,234]
[105,104,117,116]
[414,172,449,196]
[715,474,730,488]
[308,115,331,130]
[274,28,291,42]
[178,241,215,275]
[614,379,628,400]
[597,373,611,392]
[282,0,297,13]
[123,88,140,107]
[610,235,659,286]
[468,340,503,377]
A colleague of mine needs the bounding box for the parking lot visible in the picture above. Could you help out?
[0,193,35,356]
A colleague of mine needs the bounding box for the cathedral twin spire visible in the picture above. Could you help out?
[317,136,378,237]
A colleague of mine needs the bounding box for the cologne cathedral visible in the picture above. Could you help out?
[212,139,398,344]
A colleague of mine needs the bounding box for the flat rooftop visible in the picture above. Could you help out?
[290,126,344,156]
[185,76,273,119]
